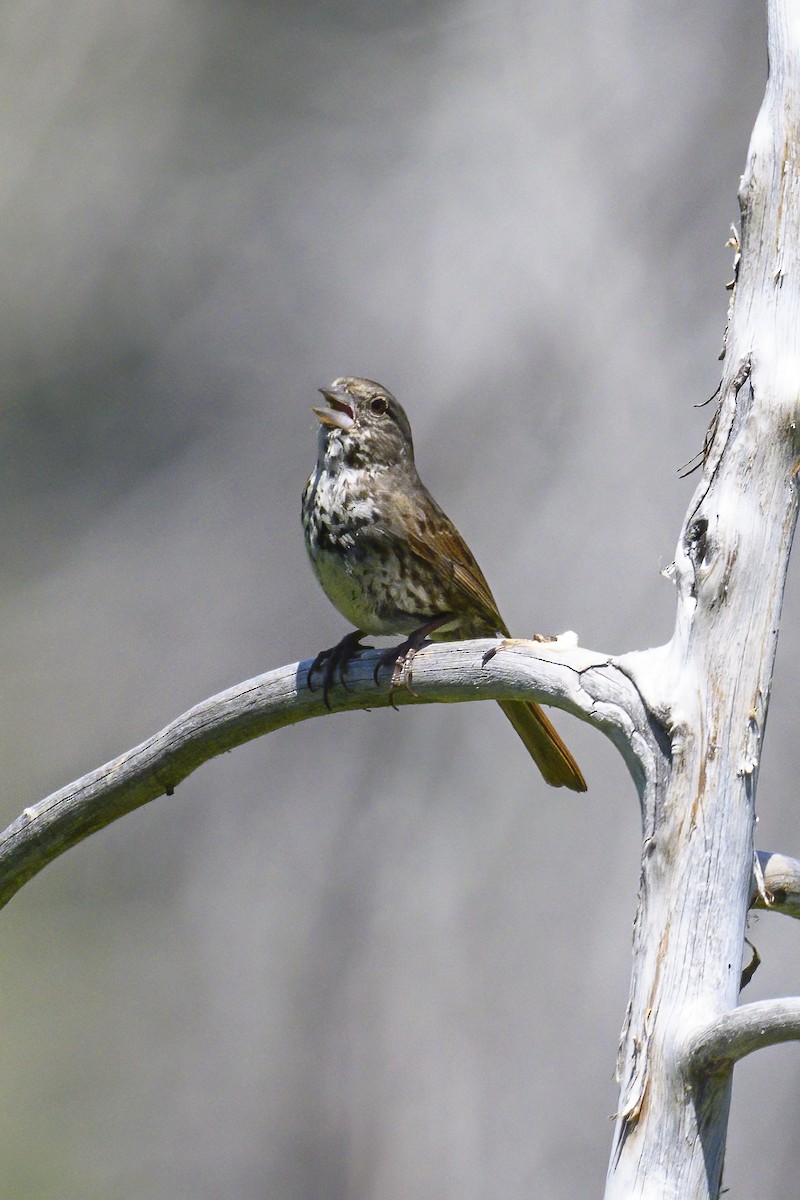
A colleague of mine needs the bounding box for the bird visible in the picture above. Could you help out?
[301,376,586,791]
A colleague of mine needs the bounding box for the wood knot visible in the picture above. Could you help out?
[685,517,710,588]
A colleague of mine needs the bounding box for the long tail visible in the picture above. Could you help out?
[497,700,586,791]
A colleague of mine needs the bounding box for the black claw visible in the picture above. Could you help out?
[306,649,327,690]
[309,613,456,710]
[307,629,371,708]
[372,642,415,695]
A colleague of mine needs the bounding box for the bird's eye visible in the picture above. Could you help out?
[370,396,389,415]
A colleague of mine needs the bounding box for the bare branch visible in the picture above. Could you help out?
[685,999,800,1075]
[0,637,646,912]
[753,850,800,918]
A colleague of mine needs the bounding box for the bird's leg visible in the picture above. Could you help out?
[307,629,373,709]
[374,614,456,700]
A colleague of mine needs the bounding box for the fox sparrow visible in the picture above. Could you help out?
[301,377,586,791]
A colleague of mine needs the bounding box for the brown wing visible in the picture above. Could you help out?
[381,479,510,637]
[373,475,586,790]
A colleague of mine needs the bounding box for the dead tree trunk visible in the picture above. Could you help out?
[605,1,800,1194]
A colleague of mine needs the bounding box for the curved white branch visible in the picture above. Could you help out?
[685,999,800,1075]
[0,637,648,912]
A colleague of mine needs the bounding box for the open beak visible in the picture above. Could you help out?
[313,386,355,431]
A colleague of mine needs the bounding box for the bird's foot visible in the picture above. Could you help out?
[371,639,420,708]
[375,614,456,705]
[307,629,373,709]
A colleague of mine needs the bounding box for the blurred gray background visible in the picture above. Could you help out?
[1,1,798,1197]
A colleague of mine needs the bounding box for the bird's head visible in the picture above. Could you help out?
[313,377,415,469]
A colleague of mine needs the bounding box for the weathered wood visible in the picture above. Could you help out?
[754,850,800,917]
[605,1,800,1194]
[686,998,800,1074]
[0,639,643,910]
